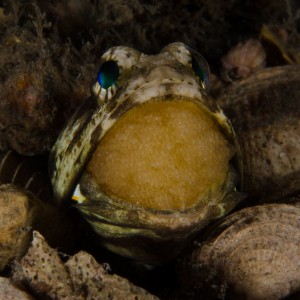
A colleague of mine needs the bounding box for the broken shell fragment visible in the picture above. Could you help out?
[13,231,158,300]
[0,277,33,300]
[179,203,300,300]
[260,24,300,65]
[221,39,266,82]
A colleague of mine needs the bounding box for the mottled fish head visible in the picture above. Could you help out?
[49,42,243,265]
[50,42,238,212]
[91,42,211,116]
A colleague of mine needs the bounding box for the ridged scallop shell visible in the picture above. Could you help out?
[179,202,300,300]
[217,65,300,201]
[0,151,52,203]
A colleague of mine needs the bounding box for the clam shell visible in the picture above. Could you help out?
[179,202,300,300]
[217,65,300,201]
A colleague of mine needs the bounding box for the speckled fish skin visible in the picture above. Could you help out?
[51,43,238,202]
[49,42,243,265]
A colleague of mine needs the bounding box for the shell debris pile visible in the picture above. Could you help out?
[0,1,300,299]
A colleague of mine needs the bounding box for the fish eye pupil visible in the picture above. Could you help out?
[191,54,209,88]
[97,60,119,89]
[192,56,205,83]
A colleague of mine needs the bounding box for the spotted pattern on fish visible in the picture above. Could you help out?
[50,42,238,204]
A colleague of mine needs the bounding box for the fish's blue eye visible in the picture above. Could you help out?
[191,52,210,89]
[97,60,119,89]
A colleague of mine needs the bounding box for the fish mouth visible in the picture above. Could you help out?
[105,77,207,122]
[85,96,232,212]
